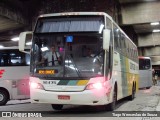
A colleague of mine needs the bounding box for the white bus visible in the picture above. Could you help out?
[139,56,152,89]
[19,12,139,110]
[0,47,30,105]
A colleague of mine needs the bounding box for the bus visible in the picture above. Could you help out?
[139,57,152,89]
[0,46,30,105]
[19,12,139,110]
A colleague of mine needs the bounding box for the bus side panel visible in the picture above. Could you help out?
[128,59,139,94]
[120,55,129,97]
[136,74,139,92]
[0,66,30,100]
[113,51,139,100]
[113,51,123,100]
[125,57,132,96]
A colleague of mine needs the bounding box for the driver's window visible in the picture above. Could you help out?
[93,51,104,75]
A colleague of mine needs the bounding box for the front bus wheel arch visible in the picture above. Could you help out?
[0,89,9,106]
[107,84,117,111]
[128,83,136,100]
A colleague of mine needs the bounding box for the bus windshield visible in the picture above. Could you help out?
[139,58,151,70]
[31,33,104,79]
[30,16,106,79]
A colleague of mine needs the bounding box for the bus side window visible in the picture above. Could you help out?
[113,25,120,52]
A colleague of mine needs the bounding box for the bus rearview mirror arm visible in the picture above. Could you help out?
[103,29,110,51]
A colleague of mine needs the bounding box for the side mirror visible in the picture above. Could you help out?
[19,31,33,54]
[103,29,111,51]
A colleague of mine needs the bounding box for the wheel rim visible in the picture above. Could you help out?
[0,94,4,101]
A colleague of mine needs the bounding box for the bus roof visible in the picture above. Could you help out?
[138,56,151,59]
[38,12,112,20]
[36,12,137,48]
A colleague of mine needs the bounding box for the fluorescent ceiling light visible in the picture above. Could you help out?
[153,29,160,32]
[26,42,32,45]
[11,37,19,41]
[0,45,4,48]
[151,22,159,25]
[41,47,49,51]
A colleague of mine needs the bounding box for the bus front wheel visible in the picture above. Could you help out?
[128,84,136,100]
[108,87,117,111]
[51,104,63,110]
[0,90,9,106]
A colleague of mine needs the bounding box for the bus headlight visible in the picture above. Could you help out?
[85,82,104,90]
[30,82,44,90]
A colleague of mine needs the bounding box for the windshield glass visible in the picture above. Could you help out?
[30,34,104,79]
[31,16,106,79]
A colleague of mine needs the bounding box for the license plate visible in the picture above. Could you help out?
[58,95,70,100]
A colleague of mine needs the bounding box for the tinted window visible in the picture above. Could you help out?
[36,16,104,33]
[139,59,151,70]
[0,49,30,66]
[113,25,120,51]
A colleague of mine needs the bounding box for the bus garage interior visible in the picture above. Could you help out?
[0,0,160,106]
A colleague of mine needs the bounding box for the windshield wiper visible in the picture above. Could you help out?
[94,50,103,58]
[66,55,81,77]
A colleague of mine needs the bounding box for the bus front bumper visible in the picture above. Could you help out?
[30,89,111,105]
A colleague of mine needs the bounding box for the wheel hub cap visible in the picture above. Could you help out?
[0,94,4,101]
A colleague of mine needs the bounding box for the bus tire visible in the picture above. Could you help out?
[108,86,117,111]
[0,89,9,106]
[128,84,136,100]
[51,104,63,110]
[146,87,151,89]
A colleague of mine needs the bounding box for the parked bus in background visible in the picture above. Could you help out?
[139,56,152,89]
[0,47,30,105]
[19,12,139,111]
